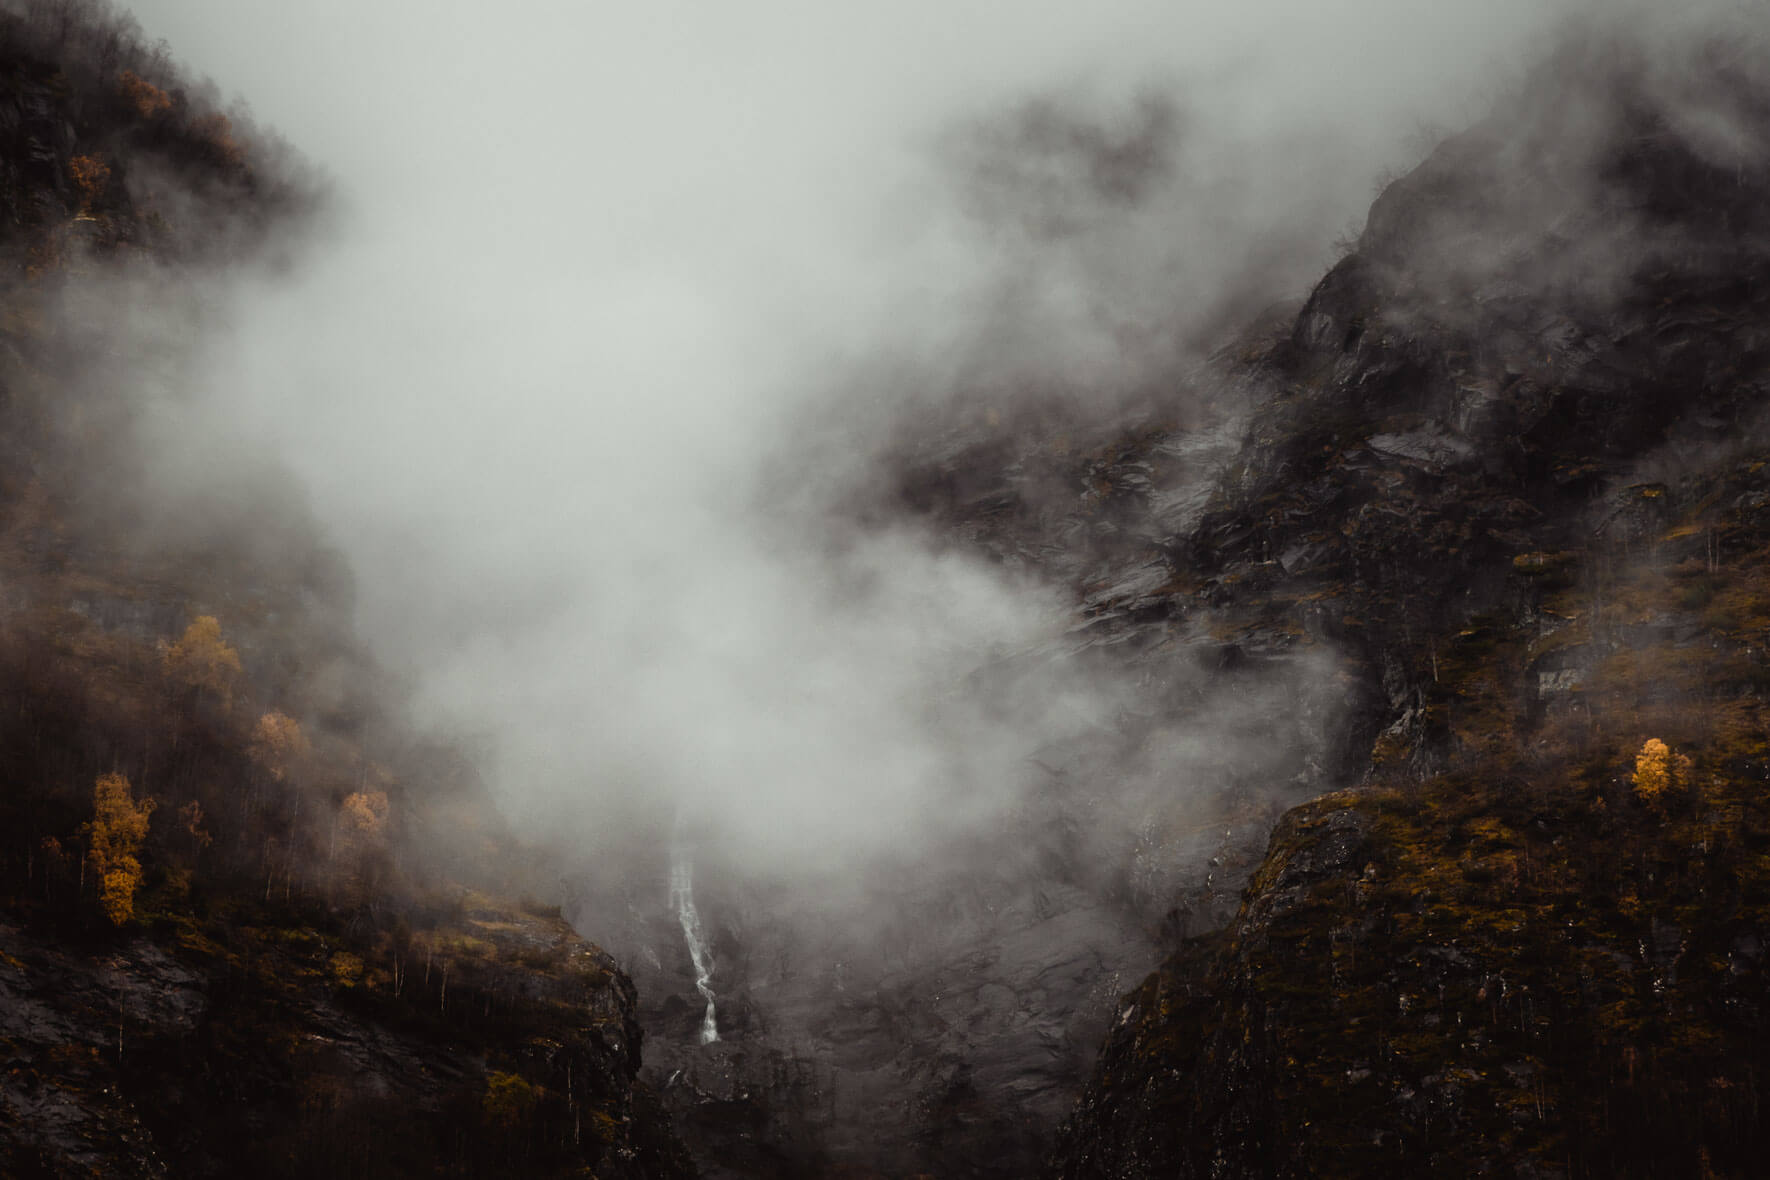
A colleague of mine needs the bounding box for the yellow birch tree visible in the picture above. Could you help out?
[88,772,155,925]
[162,615,242,702]
[1632,738,1692,809]
[250,710,309,780]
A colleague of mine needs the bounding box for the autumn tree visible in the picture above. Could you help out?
[68,154,109,211]
[87,772,154,925]
[339,790,389,846]
[250,710,310,781]
[117,69,171,118]
[334,790,391,903]
[1632,738,1692,809]
[162,615,242,702]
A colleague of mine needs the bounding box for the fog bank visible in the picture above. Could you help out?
[114,0,1601,877]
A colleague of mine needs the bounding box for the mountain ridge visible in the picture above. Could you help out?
[1049,26,1770,1178]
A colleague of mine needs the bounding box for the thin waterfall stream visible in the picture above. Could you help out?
[669,830,719,1045]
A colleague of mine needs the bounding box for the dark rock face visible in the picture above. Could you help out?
[11,10,1769,1179]
[1051,801,1374,1180]
[0,905,691,1179]
[0,13,691,1179]
[607,37,1770,1180]
[580,285,1355,1175]
[1053,31,1770,1180]
[582,306,1356,1174]
[622,857,1164,1179]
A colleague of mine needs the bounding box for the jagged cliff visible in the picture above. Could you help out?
[1051,31,1770,1180]
[9,5,1770,1178]
[626,28,1770,1175]
[0,6,690,1175]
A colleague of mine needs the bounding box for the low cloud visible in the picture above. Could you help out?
[106,0,1613,933]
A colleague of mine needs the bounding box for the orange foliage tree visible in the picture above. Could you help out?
[250,710,310,780]
[162,615,243,702]
[68,154,109,210]
[87,772,155,925]
[1632,738,1692,809]
[117,70,171,118]
[335,789,391,903]
[340,790,389,845]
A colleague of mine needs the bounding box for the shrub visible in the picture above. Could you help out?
[482,1071,537,1129]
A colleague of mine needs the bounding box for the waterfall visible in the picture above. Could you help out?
[669,833,719,1045]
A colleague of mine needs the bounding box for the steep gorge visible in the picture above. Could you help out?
[6,5,1770,1179]
[625,26,1770,1177]
[1052,31,1770,1179]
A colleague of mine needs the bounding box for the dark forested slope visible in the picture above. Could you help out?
[8,5,1769,1179]
[1051,32,1770,1180]
[0,5,691,1176]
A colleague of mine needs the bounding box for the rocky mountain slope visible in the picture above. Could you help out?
[7,5,1770,1178]
[599,26,1770,1178]
[601,318,1344,1176]
[1050,30,1770,1179]
[0,5,690,1175]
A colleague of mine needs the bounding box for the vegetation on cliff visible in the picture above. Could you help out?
[1053,27,1770,1180]
[0,2,690,1174]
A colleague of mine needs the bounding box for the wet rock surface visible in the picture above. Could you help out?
[603,588,1337,1176]
[1053,34,1770,1180]
[0,14,693,1176]
[0,901,692,1179]
[604,209,1343,1180]
[623,870,1156,1178]
[10,11,1770,1180]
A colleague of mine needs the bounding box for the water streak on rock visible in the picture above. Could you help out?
[668,831,718,1044]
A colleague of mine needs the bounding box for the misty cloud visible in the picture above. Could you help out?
[99,0,1603,887]
[29,0,1760,1169]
